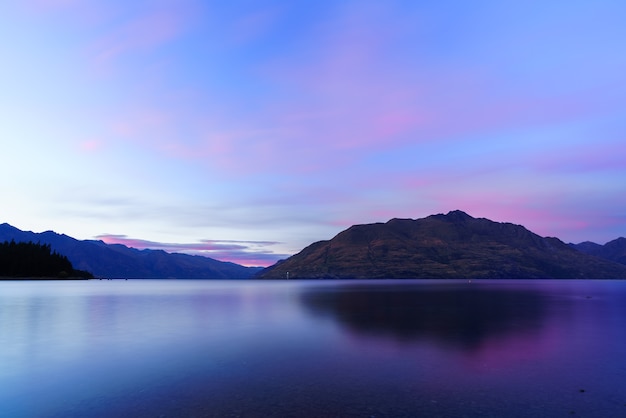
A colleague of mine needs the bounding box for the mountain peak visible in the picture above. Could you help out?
[258,212,626,279]
[425,210,474,223]
[445,210,473,220]
[0,223,20,231]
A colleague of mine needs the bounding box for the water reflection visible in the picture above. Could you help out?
[301,281,549,349]
[4,280,626,417]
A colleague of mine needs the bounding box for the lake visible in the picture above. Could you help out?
[1,279,626,417]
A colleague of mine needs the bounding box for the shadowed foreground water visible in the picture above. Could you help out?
[1,279,626,417]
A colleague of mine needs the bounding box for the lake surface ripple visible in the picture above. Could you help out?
[1,279,626,417]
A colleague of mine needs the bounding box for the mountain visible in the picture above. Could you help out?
[571,237,626,265]
[0,223,261,279]
[258,210,626,279]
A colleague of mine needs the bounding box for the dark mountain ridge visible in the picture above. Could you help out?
[258,210,626,279]
[571,237,626,265]
[0,223,261,279]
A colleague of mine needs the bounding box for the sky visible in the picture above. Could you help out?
[1,0,625,267]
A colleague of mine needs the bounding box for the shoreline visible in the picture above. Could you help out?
[0,276,90,281]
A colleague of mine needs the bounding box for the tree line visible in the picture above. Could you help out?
[0,240,92,278]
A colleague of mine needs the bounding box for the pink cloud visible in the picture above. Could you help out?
[89,7,193,74]
[111,106,172,139]
[304,164,585,243]
[530,138,626,173]
[95,234,286,267]
[78,138,103,153]
[61,3,625,251]
[416,188,622,244]
[95,6,432,174]
[97,3,618,181]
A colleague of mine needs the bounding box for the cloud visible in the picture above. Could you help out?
[106,1,624,181]
[90,10,188,70]
[95,234,287,267]
[12,0,625,253]
[79,138,103,153]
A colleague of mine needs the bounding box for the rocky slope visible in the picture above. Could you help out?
[258,210,626,279]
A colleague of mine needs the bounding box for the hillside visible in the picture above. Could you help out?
[571,238,626,265]
[258,210,626,279]
[0,223,261,279]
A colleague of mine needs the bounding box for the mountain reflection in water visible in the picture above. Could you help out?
[5,280,626,417]
[301,281,549,349]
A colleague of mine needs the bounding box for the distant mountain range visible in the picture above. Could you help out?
[570,238,626,265]
[4,212,626,280]
[0,223,262,279]
[258,210,626,279]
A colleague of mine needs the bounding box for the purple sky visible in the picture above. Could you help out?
[2,1,625,266]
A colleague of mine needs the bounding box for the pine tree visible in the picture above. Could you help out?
[0,240,92,278]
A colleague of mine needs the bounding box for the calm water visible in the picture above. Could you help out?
[2,279,626,417]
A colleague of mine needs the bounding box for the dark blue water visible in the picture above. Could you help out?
[1,279,626,417]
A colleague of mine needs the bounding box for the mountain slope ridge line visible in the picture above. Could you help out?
[258,210,626,279]
[0,223,261,279]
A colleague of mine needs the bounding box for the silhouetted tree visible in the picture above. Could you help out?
[0,240,92,278]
